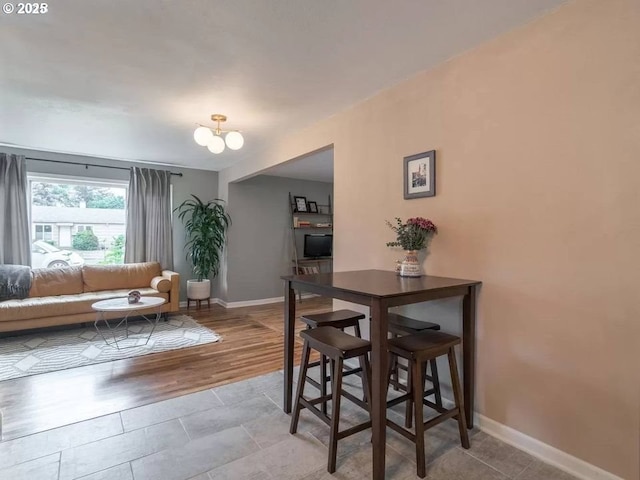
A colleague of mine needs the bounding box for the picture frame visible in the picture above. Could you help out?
[294,196,308,212]
[307,201,318,213]
[404,150,436,199]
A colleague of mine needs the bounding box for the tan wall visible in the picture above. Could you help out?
[333,0,640,477]
[221,0,640,477]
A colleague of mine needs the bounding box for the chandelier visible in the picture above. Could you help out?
[193,114,244,154]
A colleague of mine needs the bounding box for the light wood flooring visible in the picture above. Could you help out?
[0,296,332,441]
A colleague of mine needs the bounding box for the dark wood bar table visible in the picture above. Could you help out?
[282,270,481,480]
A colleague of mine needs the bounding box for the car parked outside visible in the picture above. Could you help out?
[31,240,85,268]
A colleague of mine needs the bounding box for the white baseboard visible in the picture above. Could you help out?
[411,392,622,480]
[220,293,319,308]
[216,296,281,308]
[475,413,624,480]
[179,294,319,309]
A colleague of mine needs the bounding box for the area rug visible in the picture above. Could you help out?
[0,315,221,381]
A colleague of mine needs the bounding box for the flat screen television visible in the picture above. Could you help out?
[304,234,332,258]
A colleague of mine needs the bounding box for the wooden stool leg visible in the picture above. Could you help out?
[429,358,443,408]
[390,333,400,391]
[412,359,426,478]
[354,322,362,339]
[405,362,413,428]
[358,353,372,407]
[290,340,311,434]
[448,347,470,448]
[386,352,394,395]
[328,357,344,473]
[320,354,328,414]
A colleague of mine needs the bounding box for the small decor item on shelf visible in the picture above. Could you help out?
[307,201,318,213]
[127,290,141,304]
[294,196,308,212]
[386,217,438,277]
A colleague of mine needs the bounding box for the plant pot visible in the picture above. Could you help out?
[187,279,211,300]
[399,250,422,277]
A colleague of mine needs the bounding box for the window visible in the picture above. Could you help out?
[29,175,127,268]
[34,224,53,241]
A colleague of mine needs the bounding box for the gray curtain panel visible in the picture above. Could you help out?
[0,153,31,266]
[125,167,174,269]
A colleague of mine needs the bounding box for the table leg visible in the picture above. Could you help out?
[369,298,388,480]
[95,311,131,350]
[462,284,477,428]
[284,280,296,413]
[139,304,164,346]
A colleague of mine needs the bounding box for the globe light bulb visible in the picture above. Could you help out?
[207,135,225,154]
[193,127,213,146]
[225,131,244,150]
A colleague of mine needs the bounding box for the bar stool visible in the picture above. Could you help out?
[300,310,366,413]
[388,313,443,427]
[386,330,469,478]
[290,326,372,473]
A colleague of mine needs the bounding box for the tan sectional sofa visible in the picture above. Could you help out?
[0,262,179,333]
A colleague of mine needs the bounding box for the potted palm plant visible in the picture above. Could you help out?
[175,195,231,301]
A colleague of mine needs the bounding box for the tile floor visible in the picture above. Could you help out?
[0,369,579,480]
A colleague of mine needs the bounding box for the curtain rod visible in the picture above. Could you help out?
[25,157,184,177]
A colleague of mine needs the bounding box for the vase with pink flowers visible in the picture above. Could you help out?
[386,217,438,277]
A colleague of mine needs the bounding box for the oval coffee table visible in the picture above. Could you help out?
[91,297,166,350]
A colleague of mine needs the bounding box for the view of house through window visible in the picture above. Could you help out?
[29,177,127,268]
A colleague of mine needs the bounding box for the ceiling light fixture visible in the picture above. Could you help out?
[193,114,244,154]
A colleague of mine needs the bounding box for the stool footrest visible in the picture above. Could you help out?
[308,394,333,406]
[387,418,416,442]
[306,377,322,390]
[299,395,371,438]
[306,368,364,390]
[299,397,331,427]
[387,394,410,408]
[337,420,372,440]
[385,389,445,409]
[343,367,363,377]
[423,408,458,430]
[341,390,369,411]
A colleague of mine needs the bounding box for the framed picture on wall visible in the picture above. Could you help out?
[307,201,318,213]
[294,196,308,212]
[404,150,435,199]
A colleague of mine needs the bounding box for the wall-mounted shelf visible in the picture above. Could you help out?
[291,212,331,216]
[289,192,333,293]
[295,257,332,263]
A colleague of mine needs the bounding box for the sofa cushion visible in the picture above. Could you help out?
[29,267,84,298]
[150,276,172,293]
[82,262,161,293]
[0,288,168,322]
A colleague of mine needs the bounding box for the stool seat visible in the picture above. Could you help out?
[301,309,365,329]
[389,330,460,360]
[388,313,440,335]
[301,326,370,360]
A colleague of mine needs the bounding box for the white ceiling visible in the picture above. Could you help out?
[0,0,565,172]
